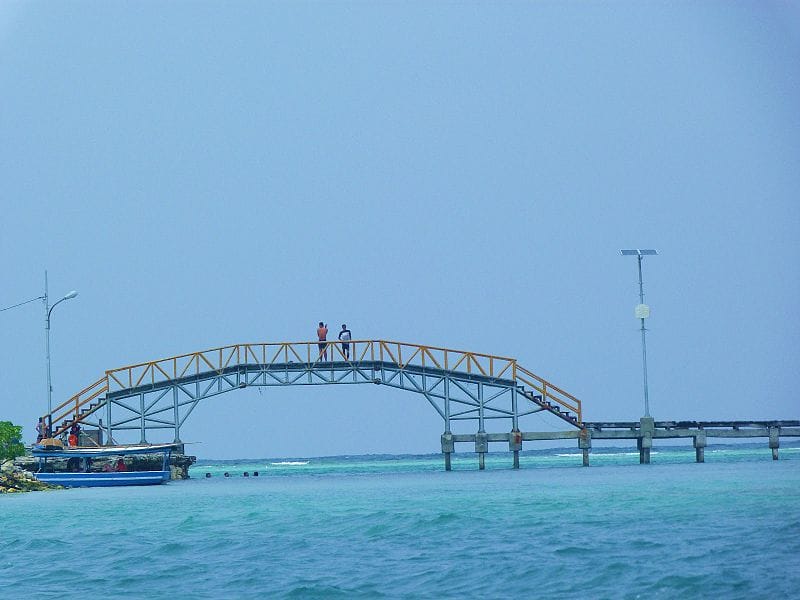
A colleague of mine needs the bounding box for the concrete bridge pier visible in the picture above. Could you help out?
[769,427,780,460]
[638,417,654,464]
[441,433,454,471]
[694,431,706,463]
[637,438,650,464]
[578,429,591,466]
[475,432,488,470]
[509,430,522,469]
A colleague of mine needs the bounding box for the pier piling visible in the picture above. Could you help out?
[579,429,591,467]
[694,431,706,463]
[509,430,522,469]
[638,417,654,464]
[475,433,488,470]
[769,427,780,460]
[441,433,454,472]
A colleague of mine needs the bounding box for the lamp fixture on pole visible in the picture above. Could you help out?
[620,249,658,417]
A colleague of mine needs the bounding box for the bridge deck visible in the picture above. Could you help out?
[104,360,520,399]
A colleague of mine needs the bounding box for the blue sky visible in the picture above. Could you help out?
[1,1,798,459]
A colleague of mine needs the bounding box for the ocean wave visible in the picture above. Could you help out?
[595,451,660,457]
[269,461,309,466]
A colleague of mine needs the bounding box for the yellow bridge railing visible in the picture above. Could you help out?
[47,376,108,437]
[46,340,583,436]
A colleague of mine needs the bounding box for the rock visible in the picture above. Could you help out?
[0,464,62,493]
[170,454,196,480]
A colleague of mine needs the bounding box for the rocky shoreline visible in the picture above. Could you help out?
[0,461,62,493]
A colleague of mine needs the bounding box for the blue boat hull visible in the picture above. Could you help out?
[35,470,170,487]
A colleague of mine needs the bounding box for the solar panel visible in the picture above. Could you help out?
[620,249,658,256]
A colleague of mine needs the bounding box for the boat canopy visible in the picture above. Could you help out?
[32,443,178,459]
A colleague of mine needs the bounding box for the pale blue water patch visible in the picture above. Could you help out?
[2,444,799,599]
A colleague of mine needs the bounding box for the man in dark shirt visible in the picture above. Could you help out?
[338,324,352,360]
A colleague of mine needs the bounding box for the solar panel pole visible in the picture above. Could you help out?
[620,250,658,417]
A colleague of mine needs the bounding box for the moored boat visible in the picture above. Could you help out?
[32,443,177,487]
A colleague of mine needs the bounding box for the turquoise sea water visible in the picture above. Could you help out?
[2,444,799,599]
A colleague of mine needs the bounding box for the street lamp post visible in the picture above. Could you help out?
[620,249,657,417]
[43,271,78,432]
[0,272,77,436]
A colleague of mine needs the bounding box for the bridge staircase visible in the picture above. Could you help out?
[518,388,580,428]
[48,377,109,439]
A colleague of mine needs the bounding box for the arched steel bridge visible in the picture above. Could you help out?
[45,340,583,467]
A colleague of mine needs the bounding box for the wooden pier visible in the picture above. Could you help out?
[442,419,800,469]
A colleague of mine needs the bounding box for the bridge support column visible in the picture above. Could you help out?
[694,431,706,463]
[579,428,591,467]
[172,386,181,444]
[441,433,454,472]
[638,417,654,464]
[139,393,147,444]
[637,436,652,464]
[105,399,112,446]
[769,427,780,460]
[509,430,522,469]
[475,432,488,470]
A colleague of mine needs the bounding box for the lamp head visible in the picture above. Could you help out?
[620,249,658,256]
[64,291,78,300]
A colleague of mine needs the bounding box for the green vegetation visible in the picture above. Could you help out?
[0,421,25,463]
[0,420,59,493]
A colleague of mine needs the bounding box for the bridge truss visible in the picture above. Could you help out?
[46,340,583,465]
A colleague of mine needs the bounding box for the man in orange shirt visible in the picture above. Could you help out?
[317,322,329,361]
[68,423,80,447]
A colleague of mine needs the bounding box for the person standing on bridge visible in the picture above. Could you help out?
[317,322,329,361]
[338,324,352,360]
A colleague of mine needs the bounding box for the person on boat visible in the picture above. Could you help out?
[35,418,45,443]
[317,322,329,361]
[338,324,352,360]
[68,423,80,447]
[115,458,127,472]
